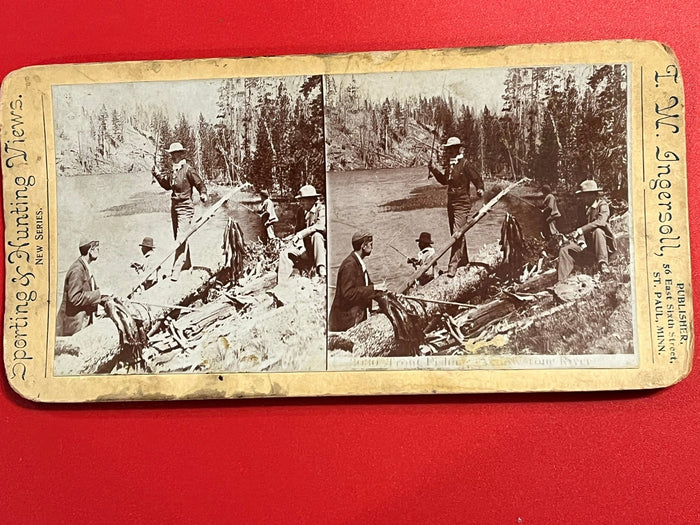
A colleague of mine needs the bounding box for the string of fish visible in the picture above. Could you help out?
[103,297,155,371]
[222,217,246,285]
[499,212,525,280]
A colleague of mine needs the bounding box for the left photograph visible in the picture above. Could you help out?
[52,75,327,375]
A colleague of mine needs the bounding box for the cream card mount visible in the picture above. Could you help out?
[0,40,692,402]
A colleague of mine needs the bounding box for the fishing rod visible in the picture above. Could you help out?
[397,294,476,310]
[240,203,258,214]
[130,300,198,312]
[388,244,410,259]
[507,192,540,210]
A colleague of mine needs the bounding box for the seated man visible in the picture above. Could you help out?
[557,180,616,282]
[277,184,326,282]
[56,239,107,336]
[407,231,436,286]
[130,236,162,292]
[329,232,386,332]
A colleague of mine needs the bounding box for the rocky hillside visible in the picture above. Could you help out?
[326,109,436,171]
[54,106,155,176]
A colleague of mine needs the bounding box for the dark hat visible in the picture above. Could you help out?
[139,237,155,249]
[352,231,372,250]
[79,238,99,250]
[415,232,433,245]
[260,189,270,198]
[352,231,373,246]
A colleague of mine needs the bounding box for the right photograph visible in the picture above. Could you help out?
[325,64,636,370]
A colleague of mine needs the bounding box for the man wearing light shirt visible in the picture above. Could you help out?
[557,179,616,282]
[152,142,208,281]
[329,231,386,332]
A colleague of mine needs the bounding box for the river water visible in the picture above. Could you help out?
[327,167,544,297]
[57,168,545,306]
[57,172,266,299]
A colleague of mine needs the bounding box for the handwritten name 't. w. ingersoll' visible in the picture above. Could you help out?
[651,65,683,257]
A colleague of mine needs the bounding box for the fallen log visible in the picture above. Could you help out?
[394,178,526,294]
[54,269,213,375]
[234,272,277,296]
[127,184,246,298]
[452,269,558,336]
[330,243,503,357]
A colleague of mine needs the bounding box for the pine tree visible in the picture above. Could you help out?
[173,113,196,169]
[532,112,559,186]
[251,92,275,191]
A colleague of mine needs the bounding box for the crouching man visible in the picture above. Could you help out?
[557,179,616,282]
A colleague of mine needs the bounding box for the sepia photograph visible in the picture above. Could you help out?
[325,64,636,369]
[1,41,690,401]
[51,74,328,375]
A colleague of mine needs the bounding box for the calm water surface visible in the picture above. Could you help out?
[57,172,264,298]
[328,167,543,298]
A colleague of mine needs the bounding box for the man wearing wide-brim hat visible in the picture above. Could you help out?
[557,179,616,282]
[407,232,437,285]
[428,136,484,277]
[130,236,162,291]
[152,142,208,281]
[277,184,327,281]
[56,238,107,336]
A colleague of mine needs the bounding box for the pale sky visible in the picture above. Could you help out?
[331,68,510,113]
[328,64,609,114]
[52,75,307,125]
[53,79,223,123]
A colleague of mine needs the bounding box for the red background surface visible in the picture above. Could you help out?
[1,1,699,523]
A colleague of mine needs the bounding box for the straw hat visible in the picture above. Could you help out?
[165,142,185,153]
[444,137,463,148]
[576,180,603,193]
[295,184,321,199]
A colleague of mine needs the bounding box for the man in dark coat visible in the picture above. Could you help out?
[152,142,208,281]
[428,136,484,277]
[56,239,104,336]
[557,179,617,282]
[329,232,386,332]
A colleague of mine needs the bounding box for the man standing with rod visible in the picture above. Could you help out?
[152,142,208,281]
[428,136,484,277]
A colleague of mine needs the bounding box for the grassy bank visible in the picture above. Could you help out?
[468,214,633,356]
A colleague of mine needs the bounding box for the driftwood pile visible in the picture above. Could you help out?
[54,269,215,374]
[54,209,283,374]
[331,206,631,358]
